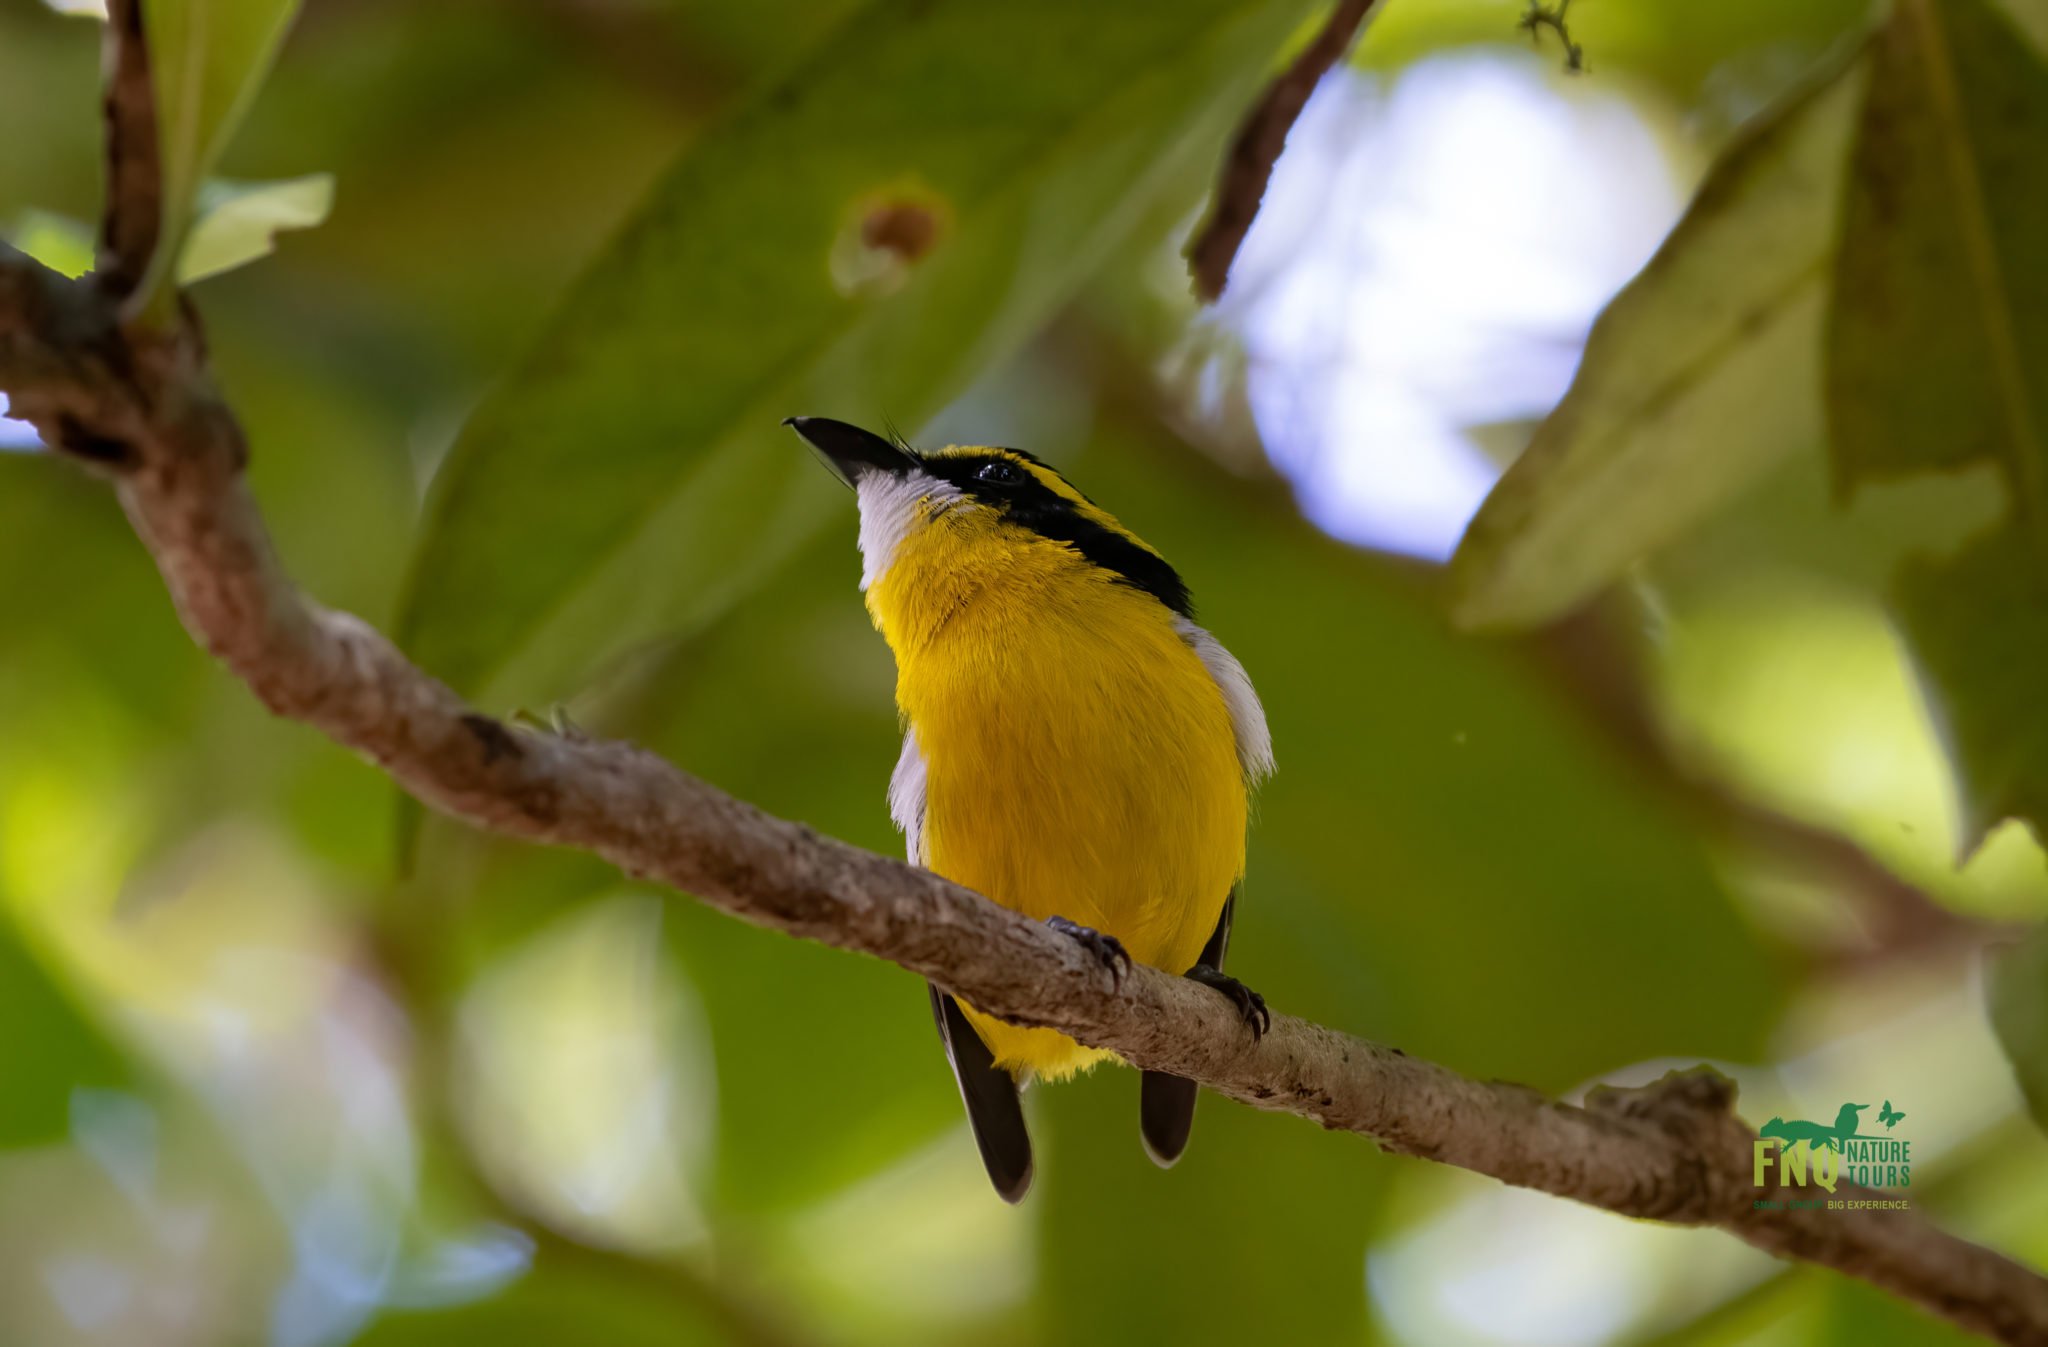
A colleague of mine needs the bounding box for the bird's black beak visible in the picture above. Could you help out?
[784,417,917,489]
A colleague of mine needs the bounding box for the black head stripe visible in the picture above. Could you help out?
[922,450,1193,618]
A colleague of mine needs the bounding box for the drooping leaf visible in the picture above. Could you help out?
[1987,925,2048,1134]
[1828,0,2048,510]
[1894,521,2048,850]
[1830,0,2048,852]
[136,0,304,310]
[175,172,333,284]
[1449,49,1867,630]
[396,0,1316,709]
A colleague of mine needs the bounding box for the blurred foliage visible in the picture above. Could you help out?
[0,919,124,1147]
[1988,930,2048,1132]
[1449,45,1866,629]
[4,0,2048,1344]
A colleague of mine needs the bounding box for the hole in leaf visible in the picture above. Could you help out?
[829,183,953,297]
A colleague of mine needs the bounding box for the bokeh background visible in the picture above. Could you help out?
[3,1,2045,1344]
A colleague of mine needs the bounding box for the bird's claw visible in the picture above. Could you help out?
[1188,966,1270,1041]
[1047,916,1132,989]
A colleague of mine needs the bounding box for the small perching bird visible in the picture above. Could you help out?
[786,417,1274,1202]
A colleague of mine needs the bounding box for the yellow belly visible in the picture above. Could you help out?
[896,574,1247,1080]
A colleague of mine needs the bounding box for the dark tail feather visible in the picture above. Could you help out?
[929,985,1032,1202]
[1139,890,1236,1167]
[1140,1071,1198,1166]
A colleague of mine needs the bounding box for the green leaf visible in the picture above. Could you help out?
[1828,0,2048,511]
[1827,0,2048,852]
[1449,50,1867,630]
[1894,521,2048,850]
[1987,925,2048,1134]
[396,0,1315,708]
[136,0,304,312]
[175,173,333,284]
[0,914,126,1148]
[7,209,95,278]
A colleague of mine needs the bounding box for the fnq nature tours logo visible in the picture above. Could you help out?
[1753,1099,1912,1212]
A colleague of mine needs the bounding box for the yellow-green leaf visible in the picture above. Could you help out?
[8,209,95,279]
[136,0,303,311]
[1449,51,1867,630]
[175,172,333,284]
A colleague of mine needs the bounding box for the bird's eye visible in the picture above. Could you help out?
[976,460,1022,485]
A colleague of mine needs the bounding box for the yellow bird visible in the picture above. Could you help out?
[787,417,1273,1201]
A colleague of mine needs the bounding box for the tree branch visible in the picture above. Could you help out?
[1185,0,1379,302]
[4,245,2047,1347]
[95,0,162,299]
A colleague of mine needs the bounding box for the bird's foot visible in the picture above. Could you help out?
[1047,916,1132,989]
[1188,965,1270,1040]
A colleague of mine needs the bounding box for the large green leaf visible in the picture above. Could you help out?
[1894,522,2048,850]
[396,0,1314,710]
[1828,0,2048,510]
[1830,0,2048,853]
[1449,50,1867,631]
[1987,925,2048,1134]
[137,0,304,310]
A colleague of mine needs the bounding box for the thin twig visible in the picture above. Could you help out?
[4,244,2047,1346]
[95,0,161,299]
[1520,0,1587,74]
[1186,0,1380,302]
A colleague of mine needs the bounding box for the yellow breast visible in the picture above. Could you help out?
[868,512,1246,1079]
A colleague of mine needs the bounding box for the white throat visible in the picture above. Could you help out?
[854,469,963,590]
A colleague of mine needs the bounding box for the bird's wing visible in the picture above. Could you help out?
[889,729,927,865]
[1140,889,1236,1167]
[929,984,1032,1202]
[1174,618,1273,784]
